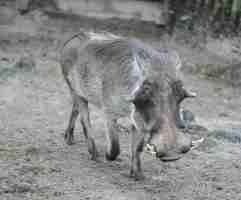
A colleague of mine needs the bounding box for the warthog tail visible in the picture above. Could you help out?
[60,31,88,55]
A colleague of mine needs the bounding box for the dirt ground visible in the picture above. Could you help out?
[1,8,241,200]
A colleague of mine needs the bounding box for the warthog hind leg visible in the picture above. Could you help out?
[78,97,98,161]
[64,97,79,145]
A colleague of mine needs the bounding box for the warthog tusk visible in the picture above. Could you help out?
[144,144,156,156]
[186,91,197,98]
[191,137,204,150]
[192,137,204,144]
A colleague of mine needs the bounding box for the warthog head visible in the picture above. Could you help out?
[131,75,202,161]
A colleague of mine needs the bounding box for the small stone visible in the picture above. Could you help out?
[12,182,33,193]
[48,129,54,133]
[54,191,63,196]
[16,0,29,14]
[219,112,229,117]
[1,57,10,62]
[215,185,223,191]
[24,157,31,162]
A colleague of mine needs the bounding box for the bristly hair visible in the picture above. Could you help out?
[84,32,181,79]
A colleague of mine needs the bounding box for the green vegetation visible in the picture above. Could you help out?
[165,0,241,35]
[208,129,241,143]
[0,144,47,175]
[0,56,35,80]
[191,64,226,80]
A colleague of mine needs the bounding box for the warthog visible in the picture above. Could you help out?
[60,31,203,180]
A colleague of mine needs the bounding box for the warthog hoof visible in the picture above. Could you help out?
[64,130,74,145]
[87,138,98,161]
[105,149,120,161]
[130,169,145,181]
[105,140,120,161]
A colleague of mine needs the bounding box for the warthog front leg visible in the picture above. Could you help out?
[105,119,120,161]
[130,125,145,180]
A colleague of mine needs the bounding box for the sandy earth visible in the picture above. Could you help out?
[0,8,241,200]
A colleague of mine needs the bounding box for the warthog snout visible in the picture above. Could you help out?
[144,133,204,161]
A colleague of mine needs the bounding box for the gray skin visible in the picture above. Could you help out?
[176,109,195,129]
[60,31,199,180]
[174,81,196,129]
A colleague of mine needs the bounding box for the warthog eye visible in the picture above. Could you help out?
[132,79,158,106]
[172,80,186,102]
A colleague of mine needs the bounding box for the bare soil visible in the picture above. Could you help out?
[0,8,241,200]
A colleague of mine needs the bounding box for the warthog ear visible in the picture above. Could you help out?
[131,79,157,106]
[172,80,197,103]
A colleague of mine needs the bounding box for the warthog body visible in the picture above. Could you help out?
[60,31,202,179]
